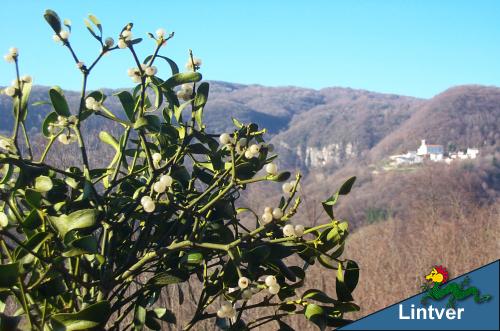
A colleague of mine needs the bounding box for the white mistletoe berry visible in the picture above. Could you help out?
[185,57,202,71]
[219,133,231,145]
[244,150,254,159]
[159,175,173,187]
[283,224,295,237]
[264,207,272,214]
[8,47,18,56]
[127,68,137,77]
[85,97,96,109]
[265,275,277,287]
[21,75,32,83]
[141,196,155,213]
[121,30,133,41]
[105,37,115,47]
[145,66,157,76]
[249,144,260,155]
[57,134,69,145]
[261,212,273,224]
[176,87,192,101]
[152,152,162,164]
[118,39,127,49]
[268,284,280,295]
[3,54,14,63]
[60,30,70,40]
[156,28,166,38]
[272,208,283,220]
[216,309,226,318]
[4,86,16,97]
[265,163,278,175]
[153,181,166,194]
[294,224,305,237]
[238,276,250,289]
[180,83,193,93]
[282,182,293,195]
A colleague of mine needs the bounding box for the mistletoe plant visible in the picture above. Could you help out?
[0,9,359,331]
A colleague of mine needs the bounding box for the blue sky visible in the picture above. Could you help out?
[1,0,499,98]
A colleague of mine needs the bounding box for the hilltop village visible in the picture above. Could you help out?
[385,140,479,169]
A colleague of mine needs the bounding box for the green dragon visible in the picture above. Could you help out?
[421,265,491,308]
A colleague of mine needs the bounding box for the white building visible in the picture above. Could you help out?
[417,140,444,162]
[387,139,479,169]
[466,148,479,159]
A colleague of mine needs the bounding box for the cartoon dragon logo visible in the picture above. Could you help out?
[421,265,492,308]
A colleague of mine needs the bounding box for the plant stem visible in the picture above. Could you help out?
[198,182,234,214]
[21,122,33,159]
[11,59,22,152]
[39,135,57,163]
[18,276,34,330]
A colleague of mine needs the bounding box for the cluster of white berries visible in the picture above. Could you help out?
[244,143,261,159]
[185,57,202,71]
[153,174,173,194]
[177,83,193,101]
[53,30,70,43]
[265,275,281,295]
[57,131,78,145]
[216,301,236,319]
[127,64,158,83]
[127,67,142,83]
[118,29,133,49]
[46,115,78,144]
[140,172,174,213]
[3,47,18,63]
[140,196,156,213]
[282,224,305,237]
[218,133,274,160]
[261,206,284,224]
[3,76,31,98]
[85,96,102,111]
[0,211,8,228]
[50,115,77,129]
[282,180,300,196]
